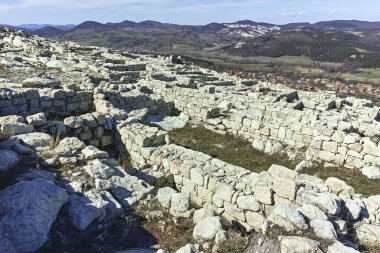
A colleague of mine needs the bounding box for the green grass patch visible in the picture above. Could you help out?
[300,166,380,197]
[170,125,297,173]
[333,69,380,85]
[170,125,380,197]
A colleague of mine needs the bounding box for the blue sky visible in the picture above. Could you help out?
[1,0,380,25]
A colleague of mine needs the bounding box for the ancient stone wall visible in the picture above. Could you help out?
[115,122,379,233]
[99,88,176,115]
[62,112,115,148]
[149,80,380,172]
[0,89,93,117]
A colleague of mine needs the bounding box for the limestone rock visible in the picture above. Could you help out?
[327,241,359,253]
[64,116,84,128]
[245,211,266,231]
[175,244,196,253]
[0,150,20,172]
[0,178,68,253]
[1,122,34,135]
[170,192,191,213]
[57,137,86,151]
[157,187,177,209]
[325,177,354,197]
[150,113,189,131]
[237,195,261,211]
[83,159,120,180]
[268,204,308,231]
[26,112,47,126]
[280,236,323,253]
[12,132,53,148]
[46,59,76,69]
[297,204,328,221]
[68,193,108,230]
[356,224,380,247]
[0,115,24,125]
[22,77,60,88]
[310,220,337,240]
[296,189,341,215]
[64,181,85,194]
[362,166,380,179]
[82,145,109,160]
[268,164,298,179]
[193,207,214,224]
[343,198,363,221]
[193,216,223,242]
[273,177,297,201]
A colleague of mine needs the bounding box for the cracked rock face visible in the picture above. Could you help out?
[0,178,68,253]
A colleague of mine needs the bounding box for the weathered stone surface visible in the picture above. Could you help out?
[310,220,337,240]
[68,193,107,230]
[193,207,214,224]
[356,224,380,247]
[296,189,341,215]
[150,113,189,131]
[273,177,297,201]
[26,112,47,126]
[83,159,120,179]
[237,195,260,211]
[175,244,196,253]
[245,211,266,231]
[268,164,298,179]
[0,178,68,253]
[57,137,86,151]
[280,236,323,253]
[327,241,359,253]
[82,145,109,160]
[253,185,273,205]
[157,187,176,209]
[0,150,20,172]
[22,77,60,88]
[12,132,53,148]
[297,204,328,221]
[268,204,308,231]
[171,192,191,213]
[213,182,235,202]
[0,115,24,125]
[1,122,34,135]
[343,198,363,221]
[64,116,84,128]
[362,166,380,179]
[325,177,354,197]
[193,216,223,242]
[46,59,76,69]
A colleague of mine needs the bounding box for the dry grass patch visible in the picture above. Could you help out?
[135,199,247,253]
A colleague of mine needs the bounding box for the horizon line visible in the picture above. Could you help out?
[4,18,380,27]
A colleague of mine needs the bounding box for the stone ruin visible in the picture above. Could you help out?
[0,26,380,253]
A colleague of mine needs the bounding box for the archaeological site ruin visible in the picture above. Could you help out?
[0,27,380,253]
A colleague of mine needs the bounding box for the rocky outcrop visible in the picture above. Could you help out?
[0,177,68,253]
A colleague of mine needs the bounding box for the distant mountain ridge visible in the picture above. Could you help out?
[10,24,75,30]
[23,19,380,39]
[31,19,380,32]
[7,19,380,69]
